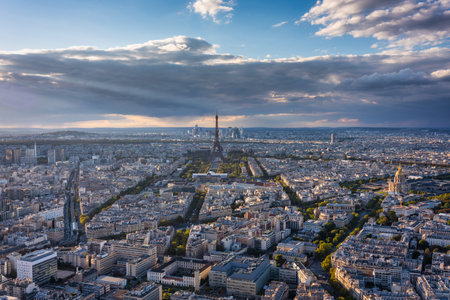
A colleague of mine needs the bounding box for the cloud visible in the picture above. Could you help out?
[63,114,227,128]
[265,91,335,103]
[361,98,378,105]
[272,21,288,28]
[338,117,359,123]
[431,68,450,79]
[59,112,343,129]
[188,0,234,23]
[343,68,430,90]
[0,36,449,128]
[300,0,450,49]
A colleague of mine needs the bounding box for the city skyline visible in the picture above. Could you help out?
[0,0,449,129]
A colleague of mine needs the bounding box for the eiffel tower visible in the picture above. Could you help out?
[211,112,224,161]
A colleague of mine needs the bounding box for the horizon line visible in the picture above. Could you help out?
[0,126,449,131]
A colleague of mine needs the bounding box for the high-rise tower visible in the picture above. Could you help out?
[211,113,224,161]
[62,163,86,245]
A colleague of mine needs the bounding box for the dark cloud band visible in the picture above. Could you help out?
[0,36,449,128]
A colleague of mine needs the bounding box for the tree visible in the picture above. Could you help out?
[324,222,336,232]
[321,254,332,272]
[418,239,429,250]
[377,211,397,226]
[350,227,360,236]
[387,210,398,224]
[167,229,189,255]
[275,254,285,267]
[376,216,388,225]
[422,248,432,271]
[216,244,225,252]
[315,242,333,260]
[80,214,90,225]
[306,207,315,219]
[176,245,186,256]
[391,234,401,241]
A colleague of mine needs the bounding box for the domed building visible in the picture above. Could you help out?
[388,164,409,194]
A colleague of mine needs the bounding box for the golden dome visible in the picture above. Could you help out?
[395,164,402,177]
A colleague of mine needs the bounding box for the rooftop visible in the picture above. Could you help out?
[20,249,55,263]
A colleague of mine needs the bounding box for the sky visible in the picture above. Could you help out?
[0,0,449,128]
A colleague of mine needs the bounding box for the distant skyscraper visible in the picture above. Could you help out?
[62,163,86,245]
[48,148,65,164]
[224,126,242,139]
[0,192,11,222]
[24,149,36,165]
[55,148,66,161]
[330,133,335,144]
[13,149,22,164]
[48,149,56,164]
[4,149,13,164]
[211,112,224,161]
[192,124,201,137]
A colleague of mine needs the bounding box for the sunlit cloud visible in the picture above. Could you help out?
[188,0,234,23]
[361,98,378,105]
[58,113,344,128]
[338,117,359,123]
[430,69,450,79]
[300,0,450,50]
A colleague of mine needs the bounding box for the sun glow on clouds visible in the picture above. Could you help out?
[431,69,450,79]
[338,117,359,123]
[62,114,246,128]
[55,113,353,129]
[361,98,378,105]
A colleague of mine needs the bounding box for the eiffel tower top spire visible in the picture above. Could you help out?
[215,112,219,141]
